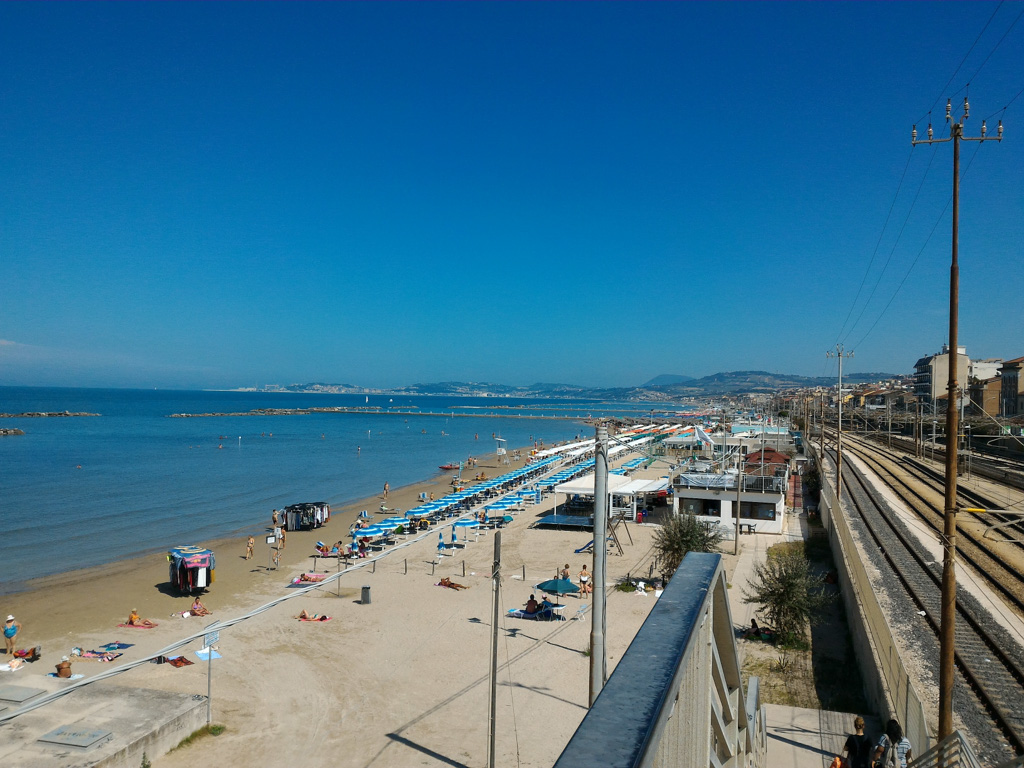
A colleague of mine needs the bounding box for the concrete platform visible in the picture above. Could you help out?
[767,705,882,768]
[0,684,206,767]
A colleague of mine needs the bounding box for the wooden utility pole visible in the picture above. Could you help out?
[912,98,1002,740]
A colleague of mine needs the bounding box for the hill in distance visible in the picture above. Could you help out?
[642,374,695,387]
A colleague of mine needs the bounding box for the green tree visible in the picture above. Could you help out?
[743,544,832,645]
[654,512,724,575]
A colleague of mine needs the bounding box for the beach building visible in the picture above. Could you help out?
[671,447,790,536]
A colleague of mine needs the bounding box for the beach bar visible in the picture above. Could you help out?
[167,545,215,594]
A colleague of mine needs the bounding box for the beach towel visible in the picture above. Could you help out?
[298,615,331,622]
[167,656,194,667]
[0,662,24,672]
[47,672,84,680]
[77,650,122,662]
[13,647,40,660]
[100,642,133,651]
[118,622,158,628]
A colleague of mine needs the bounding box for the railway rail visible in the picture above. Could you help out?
[820,436,1024,762]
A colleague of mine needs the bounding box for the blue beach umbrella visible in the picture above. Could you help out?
[451,527,458,545]
[437,532,445,553]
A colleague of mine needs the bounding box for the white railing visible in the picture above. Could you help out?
[553,552,766,768]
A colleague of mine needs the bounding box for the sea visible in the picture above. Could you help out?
[0,387,690,590]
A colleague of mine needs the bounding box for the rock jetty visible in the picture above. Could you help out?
[0,411,100,418]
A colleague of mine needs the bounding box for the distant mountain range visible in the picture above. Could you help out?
[263,370,898,399]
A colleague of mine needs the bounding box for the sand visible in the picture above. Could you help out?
[1,451,672,767]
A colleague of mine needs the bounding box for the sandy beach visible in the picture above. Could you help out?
[1,449,682,767]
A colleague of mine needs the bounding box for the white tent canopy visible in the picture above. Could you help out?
[610,477,670,497]
[554,473,633,496]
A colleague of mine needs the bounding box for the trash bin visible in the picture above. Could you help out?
[361,585,371,605]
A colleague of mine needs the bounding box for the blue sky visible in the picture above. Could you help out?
[2,2,1021,390]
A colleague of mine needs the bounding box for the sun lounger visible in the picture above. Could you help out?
[506,607,555,621]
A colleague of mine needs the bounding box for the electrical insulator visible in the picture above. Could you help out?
[912,125,917,141]
[981,121,987,137]
[998,120,1003,138]
[928,124,933,140]
[946,99,952,120]
[964,98,970,118]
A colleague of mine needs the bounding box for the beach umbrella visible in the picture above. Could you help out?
[533,578,580,596]
[437,532,445,554]
[450,527,458,545]
[381,517,406,526]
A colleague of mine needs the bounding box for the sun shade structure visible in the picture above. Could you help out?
[167,545,215,594]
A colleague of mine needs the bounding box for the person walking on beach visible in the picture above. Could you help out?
[4,615,21,655]
[383,481,389,500]
[279,526,286,550]
[579,565,591,598]
[272,509,279,528]
[245,535,255,559]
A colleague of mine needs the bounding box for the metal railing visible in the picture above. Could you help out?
[909,728,1024,768]
[553,552,766,768]
[813,446,934,757]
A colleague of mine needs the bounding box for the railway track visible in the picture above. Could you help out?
[822,440,1024,762]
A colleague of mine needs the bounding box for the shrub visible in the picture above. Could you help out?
[742,544,833,645]
[653,512,724,575]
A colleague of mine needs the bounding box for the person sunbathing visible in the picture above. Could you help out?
[524,595,540,614]
[127,610,157,628]
[438,577,468,590]
[190,598,210,617]
[296,610,329,621]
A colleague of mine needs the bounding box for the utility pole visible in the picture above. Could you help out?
[912,97,1003,741]
[826,345,854,513]
[487,532,501,768]
[589,425,609,706]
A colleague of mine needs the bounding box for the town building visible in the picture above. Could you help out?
[999,356,1024,417]
[968,375,1002,418]
[913,344,969,411]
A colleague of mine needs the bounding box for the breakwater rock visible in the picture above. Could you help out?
[0,411,100,418]
[0,428,26,436]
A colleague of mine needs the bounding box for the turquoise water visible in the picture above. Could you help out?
[0,388,679,587]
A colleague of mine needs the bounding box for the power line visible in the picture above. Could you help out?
[833,147,916,345]
[918,1,1005,124]
[841,144,941,345]
[963,4,1024,85]
[851,140,985,352]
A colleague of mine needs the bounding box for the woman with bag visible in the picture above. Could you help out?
[874,719,912,768]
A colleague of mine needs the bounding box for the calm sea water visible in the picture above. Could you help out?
[0,387,683,588]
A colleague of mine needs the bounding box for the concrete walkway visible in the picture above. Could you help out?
[728,471,881,767]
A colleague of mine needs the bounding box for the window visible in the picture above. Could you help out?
[740,502,776,520]
[681,499,721,518]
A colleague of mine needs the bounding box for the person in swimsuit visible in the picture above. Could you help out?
[560,563,571,580]
[4,615,21,655]
[245,535,255,560]
[190,597,210,617]
[579,565,591,597]
[127,610,157,628]
[55,655,73,678]
[524,595,540,614]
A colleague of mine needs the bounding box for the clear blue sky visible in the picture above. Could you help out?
[2,2,1021,390]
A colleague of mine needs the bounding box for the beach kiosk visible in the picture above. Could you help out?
[167,545,215,594]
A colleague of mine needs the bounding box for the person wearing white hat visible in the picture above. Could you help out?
[3,615,21,656]
[55,654,73,678]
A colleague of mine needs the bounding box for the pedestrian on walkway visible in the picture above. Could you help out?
[873,719,912,768]
[841,715,872,768]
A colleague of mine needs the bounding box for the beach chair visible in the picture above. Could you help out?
[572,606,588,621]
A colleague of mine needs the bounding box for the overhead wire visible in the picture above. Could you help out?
[850,141,986,351]
[841,143,941,345]
[833,146,916,345]
[962,3,1024,85]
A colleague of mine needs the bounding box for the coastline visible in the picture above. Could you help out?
[1,440,679,767]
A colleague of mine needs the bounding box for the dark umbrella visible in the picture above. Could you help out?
[533,578,580,596]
